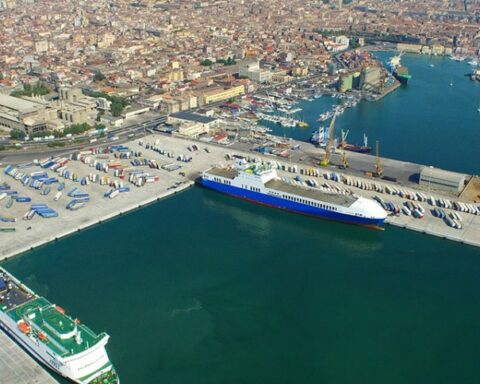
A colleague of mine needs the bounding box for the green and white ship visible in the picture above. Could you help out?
[0,267,119,384]
[388,53,412,84]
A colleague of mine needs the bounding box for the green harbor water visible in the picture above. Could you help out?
[2,53,480,383]
[2,188,480,384]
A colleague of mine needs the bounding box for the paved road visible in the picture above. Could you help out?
[0,331,58,384]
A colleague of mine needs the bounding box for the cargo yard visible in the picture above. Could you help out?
[0,133,479,262]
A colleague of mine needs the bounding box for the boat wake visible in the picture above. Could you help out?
[170,298,203,317]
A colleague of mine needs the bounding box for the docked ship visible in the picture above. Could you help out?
[199,162,387,228]
[0,267,119,384]
[338,133,372,154]
[388,54,412,84]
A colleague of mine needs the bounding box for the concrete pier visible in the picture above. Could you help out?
[0,331,58,384]
[0,133,479,265]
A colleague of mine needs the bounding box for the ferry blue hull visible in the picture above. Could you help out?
[199,179,385,228]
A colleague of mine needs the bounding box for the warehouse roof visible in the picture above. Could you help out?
[420,167,466,184]
[0,94,43,113]
[170,111,217,124]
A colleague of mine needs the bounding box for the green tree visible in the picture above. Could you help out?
[10,83,49,97]
[29,130,54,140]
[111,102,123,117]
[0,72,3,80]
[200,59,213,66]
[82,89,128,115]
[9,128,26,140]
[93,71,106,82]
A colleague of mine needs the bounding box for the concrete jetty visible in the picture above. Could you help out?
[0,331,58,384]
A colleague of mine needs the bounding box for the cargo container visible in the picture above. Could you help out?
[0,227,15,232]
[109,190,119,199]
[15,196,32,203]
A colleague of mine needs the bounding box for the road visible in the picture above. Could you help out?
[0,114,166,164]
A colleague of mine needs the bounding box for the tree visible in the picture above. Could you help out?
[82,89,128,115]
[93,71,106,82]
[111,102,123,117]
[0,72,3,80]
[29,130,54,140]
[10,128,26,141]
[10,83,49,97]
[200,59,213,66]
[225,57,236,66]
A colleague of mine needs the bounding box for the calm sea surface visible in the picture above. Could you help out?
[2,188,480,384]
[2,53,480,384]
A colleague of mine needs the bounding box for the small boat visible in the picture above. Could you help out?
[297,121,309,128]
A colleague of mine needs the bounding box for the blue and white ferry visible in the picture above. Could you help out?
[199,162,387,229]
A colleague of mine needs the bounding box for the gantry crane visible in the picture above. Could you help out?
[320,111,338,167]
[374,140,383,177]
[340,149,349,169]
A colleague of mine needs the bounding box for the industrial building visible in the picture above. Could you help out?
[169,111,218,137]
[360,66,382,90]
[196,84,244,105]
[55,87,97,125]
[0,94,59,134]
[239,60,272,83]
[419,167,467,193]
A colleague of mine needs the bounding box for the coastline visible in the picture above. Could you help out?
[0,179,194,262]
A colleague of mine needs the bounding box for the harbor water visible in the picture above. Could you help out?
[264,52,480,175]
[2,187,480,384]
[2,52,480,384]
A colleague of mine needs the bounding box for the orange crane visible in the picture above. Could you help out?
[320,111,338,167]
[374,140,383,177]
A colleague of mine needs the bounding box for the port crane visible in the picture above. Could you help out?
[374,140,383,177]
[340,149,349,169]
[320,111,338,167]
[339,129,350,149]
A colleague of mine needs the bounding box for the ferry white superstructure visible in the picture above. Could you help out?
[199,163,387,228]
[0,267,119,384]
